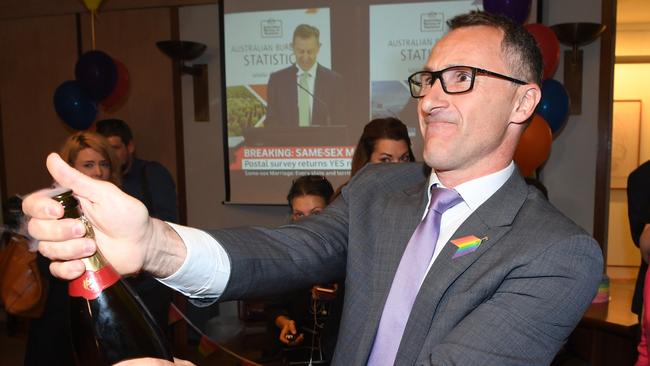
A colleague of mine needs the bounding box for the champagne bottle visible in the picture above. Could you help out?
[53,188,173,365]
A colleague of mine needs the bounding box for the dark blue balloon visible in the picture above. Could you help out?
[483,0,532,24]
[535,79,570,134]
[53,80,97,130]
[75,50,118,101]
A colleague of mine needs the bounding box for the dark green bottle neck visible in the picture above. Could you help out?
[52,189,81,219]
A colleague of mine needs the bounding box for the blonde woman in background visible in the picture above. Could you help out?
[59,131,121,185]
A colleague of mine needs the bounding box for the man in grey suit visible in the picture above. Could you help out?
[25,11,602,366]
[265,24,345,127]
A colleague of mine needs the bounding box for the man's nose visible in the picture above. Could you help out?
[419,78,448,113]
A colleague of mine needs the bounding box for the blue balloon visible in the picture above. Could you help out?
[535,79,570,135]
[53,80,97,130]
[483,0,532,24]
[75,50,117,101]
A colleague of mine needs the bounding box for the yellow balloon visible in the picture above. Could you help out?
[82,0,103,12]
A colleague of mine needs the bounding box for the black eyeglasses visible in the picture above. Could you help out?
[407,65,528,98]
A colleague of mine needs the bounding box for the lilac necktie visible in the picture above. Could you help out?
[368,186,462,366]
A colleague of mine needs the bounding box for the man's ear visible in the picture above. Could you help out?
[510,84,541,124]
[127,141,135,155]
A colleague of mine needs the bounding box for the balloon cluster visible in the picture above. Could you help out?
[53,50,130,130]
[483,0,570,177]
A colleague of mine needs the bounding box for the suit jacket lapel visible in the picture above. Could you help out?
[313,64,330,125]
[356,181,429,358]
[313,64,323,124]
[394,171,529,365]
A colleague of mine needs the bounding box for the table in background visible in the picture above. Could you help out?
[564,277,638,366]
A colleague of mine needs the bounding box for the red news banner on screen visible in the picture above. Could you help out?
[227,144,353,204]
[230,146,354,173]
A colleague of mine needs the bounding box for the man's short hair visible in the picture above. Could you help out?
[95,118,133,145]
[293,24,320,43]
[448,11,543,86]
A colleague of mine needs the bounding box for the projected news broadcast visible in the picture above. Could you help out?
[224,7,354,204]
[222,1,516,204]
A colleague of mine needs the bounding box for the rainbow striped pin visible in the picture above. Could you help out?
[451,235,486,259]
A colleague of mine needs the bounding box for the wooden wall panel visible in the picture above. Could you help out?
[0,14,79,196]
[0,7,178,201]
[81,8,178,180]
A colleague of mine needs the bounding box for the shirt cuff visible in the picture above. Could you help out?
[157,222,231,299]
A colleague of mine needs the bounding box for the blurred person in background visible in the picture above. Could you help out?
[263,175,338,364]
[350,117,415,176]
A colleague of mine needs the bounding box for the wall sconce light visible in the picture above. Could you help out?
[156,40,209,121]
[550,23,606,115]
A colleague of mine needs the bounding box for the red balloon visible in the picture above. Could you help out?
[101,59,130,110]
[514,114,552,177]
[525,23,560,80]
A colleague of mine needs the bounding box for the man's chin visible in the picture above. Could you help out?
[422,154,455,173]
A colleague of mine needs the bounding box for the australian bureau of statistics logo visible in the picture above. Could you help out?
[261,19,283,38]
[420,12,444,32]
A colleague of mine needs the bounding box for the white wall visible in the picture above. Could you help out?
[540,0,603,235]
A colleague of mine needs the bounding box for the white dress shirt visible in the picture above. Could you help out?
[160,162,516,298]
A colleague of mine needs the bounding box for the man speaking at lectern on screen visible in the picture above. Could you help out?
[265,24,345,128]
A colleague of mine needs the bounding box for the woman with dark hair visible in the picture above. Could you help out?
[287,175,334,221]
[332,118,416,199]
[263,175,340,365]
[350,117,415,177]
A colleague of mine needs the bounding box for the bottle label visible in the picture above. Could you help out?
[69,265,120,300]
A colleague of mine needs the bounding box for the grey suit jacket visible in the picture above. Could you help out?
[211,163,603,366]
[264,63,345,127]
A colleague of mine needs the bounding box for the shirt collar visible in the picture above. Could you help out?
[296,62,318,76]
[427,161,515,211]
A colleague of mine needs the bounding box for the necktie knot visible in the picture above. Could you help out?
[429,186,462,215]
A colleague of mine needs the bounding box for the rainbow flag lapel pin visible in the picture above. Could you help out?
[451,235,487,259]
